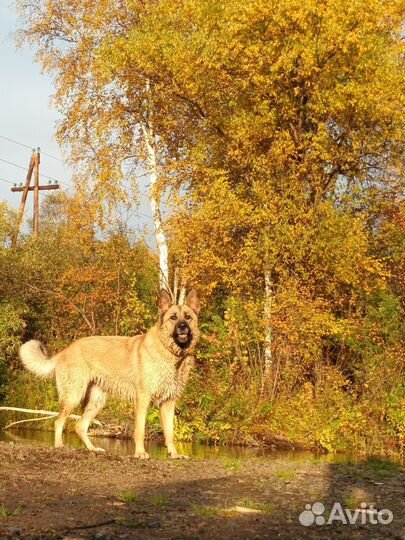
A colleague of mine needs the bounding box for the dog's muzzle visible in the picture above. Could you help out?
[174,321,192,348]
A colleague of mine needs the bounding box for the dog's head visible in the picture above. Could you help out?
[158,289,200,353]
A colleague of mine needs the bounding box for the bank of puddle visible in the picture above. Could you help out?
[1,427,398,465]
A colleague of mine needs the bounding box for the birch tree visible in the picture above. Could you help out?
[141,81,169,290]
[16,0,172,288]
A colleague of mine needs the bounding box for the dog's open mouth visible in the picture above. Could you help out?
[174,320,192,348]
[174,329,193,348]
[176,333,190,343]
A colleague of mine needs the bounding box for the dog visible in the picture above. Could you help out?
[19,289,200,459]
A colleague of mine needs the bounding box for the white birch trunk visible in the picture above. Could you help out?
[140,120,169,291]
[173,267,179,303]
[139,79,170,291]
[262,270,273,389]
[178,286,187,305]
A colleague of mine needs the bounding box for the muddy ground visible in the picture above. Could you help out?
[0,442,404,540]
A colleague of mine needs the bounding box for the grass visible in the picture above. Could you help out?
[150,494,169,507]
[342,494,359,509]
[275,468,296,480]
[0,503,21,519]
[192,504,219,517]
[222,458,241,472]
[118,490,138,503]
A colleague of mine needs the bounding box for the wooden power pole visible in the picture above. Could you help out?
[11,148,60,246]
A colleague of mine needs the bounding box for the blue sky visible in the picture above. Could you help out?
[0,3,72,212]
[0,3,154,238]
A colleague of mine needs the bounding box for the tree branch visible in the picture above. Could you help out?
[25,282,96,334]
[0,407,102,426]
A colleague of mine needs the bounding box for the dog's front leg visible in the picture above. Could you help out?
[134,393,150,459]
[160,398,188,459]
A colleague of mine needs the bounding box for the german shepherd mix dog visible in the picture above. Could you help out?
[20,289,200,459]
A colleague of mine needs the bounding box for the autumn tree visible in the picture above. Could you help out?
[87,0,405,388]
[15,0,405,397]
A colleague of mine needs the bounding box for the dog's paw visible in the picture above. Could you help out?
[93,447,106,453]
[169,453,189,460]
[135,451,150,460]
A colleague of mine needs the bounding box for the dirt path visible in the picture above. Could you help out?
[0,442,404,539]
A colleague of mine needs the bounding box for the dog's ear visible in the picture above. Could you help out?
[185,289,200,315]
[158,289,173,315]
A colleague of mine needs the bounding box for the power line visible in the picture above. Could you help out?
[41,150,65,162]
[0,156,29,172]
[0,156,152,220]
[39,193,154,226]
[0,135,32,151]
[133,209,154,222]
[0,176,17,186]
[0,135,64,163]
[0,156,70,186]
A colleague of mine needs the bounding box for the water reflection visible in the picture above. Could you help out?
[0,428,393,464]
[0,428,319,460]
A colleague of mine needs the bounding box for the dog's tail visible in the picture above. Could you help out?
[20,340,56,378]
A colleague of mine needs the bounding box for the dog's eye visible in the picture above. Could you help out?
[170,314,178,321]
[184,314,192,320]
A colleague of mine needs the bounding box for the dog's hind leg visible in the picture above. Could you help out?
[55,367,88,449]
[75,383,106,452]
[55,403,75,448]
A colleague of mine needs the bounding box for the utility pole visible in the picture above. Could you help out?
[12,150,35,247]
[11,148,60,246]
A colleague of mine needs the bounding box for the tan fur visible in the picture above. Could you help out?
[20,290,200,459]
